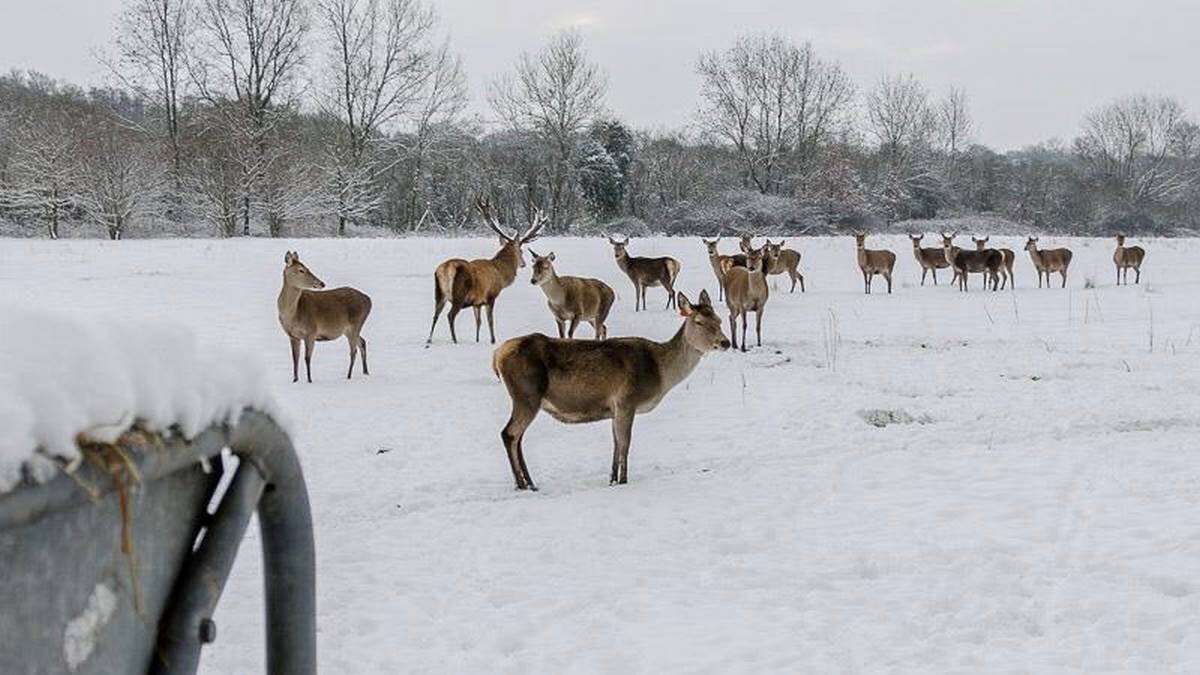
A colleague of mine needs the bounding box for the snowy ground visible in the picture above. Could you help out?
[3,234,1199,673]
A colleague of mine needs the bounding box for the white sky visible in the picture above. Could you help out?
[2,0,1198,150]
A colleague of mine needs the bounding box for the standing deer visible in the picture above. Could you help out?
[763,239,805,293]
[427,197,545,345]
[854,233,896,294]
[909,234,950,286]
[1114,234,1146,285]
[944,240,1002,292]
[528,250,615,339]
[493,290,730,490]
[1025,237,1073,288]
[724,245,775,351]
[941,232,964,287]
[702,237,746,300]
[972,236,1015,290]
[278,251,372,383]
[609,235,681,311]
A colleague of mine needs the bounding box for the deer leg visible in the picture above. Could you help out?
[885,272,893,294]
[501,400,538,491]
[427,297,446,345]
[446,304,461,343]
[728,312,738,351]
[473,306,482,342]
[1061,270,1067,288]
[303,337,315,383]
[755,308,763,347]
[863,271,871,294]
[734,309,744,353]
[921,268,928,286]
[346,334,358,380]
[567,318,580,338]
[932,268,938,285]
[486,302,497,344]
[555,319,565,339]
[289,337,301,383]
[1135,267,1141,284]
[359,336,368,375]
[663,281,675,310]
[797,272,805,293]
[611,408,635,485]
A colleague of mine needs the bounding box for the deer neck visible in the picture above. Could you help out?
[538,271,567,305]
[492,243,521,285]
[278,277,303,320]
[657,324,706,392]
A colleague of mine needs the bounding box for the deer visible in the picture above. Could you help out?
[1025,237,1073,288]
[940,232,964,287]
[608,235,681,311]
[909,234,951,286]
[528,250,615,339]
[943,239,1002,292]
[278,251,372,383]
[1114,234,1146,285]
[854,233,896,294]
[762,239,805,293]
[702,237,746,300]
[724,245,776,351]
[972,236,1015,290]
[427,197,545,345]
[492,290,730,490]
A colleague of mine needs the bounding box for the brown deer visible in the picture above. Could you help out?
[724,245,775,351]
[762,239,805,293]
[909,234,950,286]
[493,290,730,490]
[854,233,896,294]
[528,250,615,339]
[1114,234,1146,285]
[944,240,1002,292]
[1025,237,1073,288]
[941,232,964,286]
[427,197,545,345]
[278,251,372,383]
[608,235,681,311]
[702,237,746,300]
[972,236,1015,290]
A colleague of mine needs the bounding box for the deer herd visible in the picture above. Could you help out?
[276,200,1149,488]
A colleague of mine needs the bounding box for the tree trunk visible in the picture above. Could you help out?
[242,195,251,236]
[337,215,347,237]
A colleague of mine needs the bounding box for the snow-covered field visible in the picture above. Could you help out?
[3,234,1199,673]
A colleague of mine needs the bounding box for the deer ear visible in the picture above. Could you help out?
[678,292,694,316]
[547,252,556,262]
[698,289,712,306]
[284,252,292,264]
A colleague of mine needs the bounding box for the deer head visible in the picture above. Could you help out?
[678,290,731,352]
[283,251,325,291]
[528,250,557,286]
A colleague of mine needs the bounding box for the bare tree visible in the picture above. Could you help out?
[109,0,190,207]
[192,0,309,235]
[316,0,463,234]
[489,29,607,229]
[937,87,972,157]
[696,34,854,196]
[8,113,82,239]
[1075,95,1197,222]
[78,116,162,239]
[866,74,936,161]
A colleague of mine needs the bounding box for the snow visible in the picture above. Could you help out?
[1,235,1198,672]
[0,303,279,493]
[62,583,117,672]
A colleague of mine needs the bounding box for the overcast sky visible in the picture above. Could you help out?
[2,0,1198,150]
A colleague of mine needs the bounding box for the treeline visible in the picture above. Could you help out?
[0,0,1197,240]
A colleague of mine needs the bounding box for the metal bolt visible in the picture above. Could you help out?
[199,618,217,644]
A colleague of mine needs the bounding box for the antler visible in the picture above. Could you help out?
[520,205,547,244]
[474,195,515,241]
